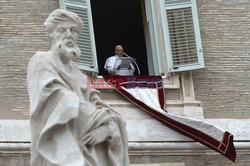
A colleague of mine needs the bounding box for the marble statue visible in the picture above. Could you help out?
[27,9,129,166]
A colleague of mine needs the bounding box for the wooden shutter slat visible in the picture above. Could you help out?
[165,0,191,5]
[67,0,87,4]
[173,55,198,60]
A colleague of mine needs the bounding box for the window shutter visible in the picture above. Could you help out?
[144,0,165,75]
[59,0,98,73]
[162,0,204,72]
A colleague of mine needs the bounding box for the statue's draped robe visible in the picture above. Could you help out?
[27,52,129,166]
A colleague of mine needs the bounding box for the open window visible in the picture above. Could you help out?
[59,0,204,75]
[90,0,149,75]
[60,0,150,75]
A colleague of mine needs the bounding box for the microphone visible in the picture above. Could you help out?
[123,53,141,75]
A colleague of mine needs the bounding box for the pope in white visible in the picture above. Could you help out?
[104,45,134,76]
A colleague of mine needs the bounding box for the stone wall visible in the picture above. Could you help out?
[130,153,250,166]
[0,153,30,166]
[0,0,58,119]
[1,152,250,166]
[193,0,250,119]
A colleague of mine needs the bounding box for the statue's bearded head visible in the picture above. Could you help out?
[44,9,83,63]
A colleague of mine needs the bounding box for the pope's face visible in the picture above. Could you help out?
[115,47,124,57]
[50,20,81,63]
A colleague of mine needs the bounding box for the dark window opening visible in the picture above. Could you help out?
[90,0,149,75]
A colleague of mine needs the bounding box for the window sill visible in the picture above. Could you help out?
[87,74,180,90]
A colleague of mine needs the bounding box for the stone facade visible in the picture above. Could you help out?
[0,0,58,119]
[193,0,250,119]
[2,153,250,166]
[1,0,250,165]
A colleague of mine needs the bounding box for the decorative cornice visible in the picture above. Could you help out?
[1,142,250,155]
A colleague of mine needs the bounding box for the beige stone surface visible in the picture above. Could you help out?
[193,0,250,118]
[131,163,185,166]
